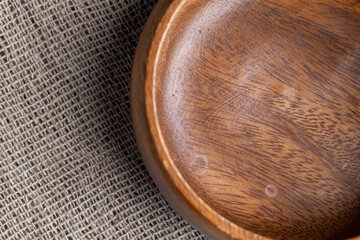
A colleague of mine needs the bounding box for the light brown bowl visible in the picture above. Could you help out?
[131,0,360,239]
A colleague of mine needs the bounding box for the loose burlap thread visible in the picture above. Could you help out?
[0,0,206,239]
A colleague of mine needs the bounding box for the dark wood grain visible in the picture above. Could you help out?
[132,0,360,239]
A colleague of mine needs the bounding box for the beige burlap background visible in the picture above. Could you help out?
[0,0,206,239]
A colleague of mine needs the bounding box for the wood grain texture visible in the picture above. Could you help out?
[132,0,360,239]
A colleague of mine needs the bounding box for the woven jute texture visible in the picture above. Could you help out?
[0,0,206,239]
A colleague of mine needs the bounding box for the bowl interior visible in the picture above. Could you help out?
[150,0,360,239]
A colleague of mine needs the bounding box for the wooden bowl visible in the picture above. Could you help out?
[131,0,360,239]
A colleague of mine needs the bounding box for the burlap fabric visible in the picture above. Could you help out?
[0,1,206,239]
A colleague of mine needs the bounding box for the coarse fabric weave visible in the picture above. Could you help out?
[0,1,206,239]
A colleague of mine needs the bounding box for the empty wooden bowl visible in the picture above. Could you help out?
[131,0,360,239]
